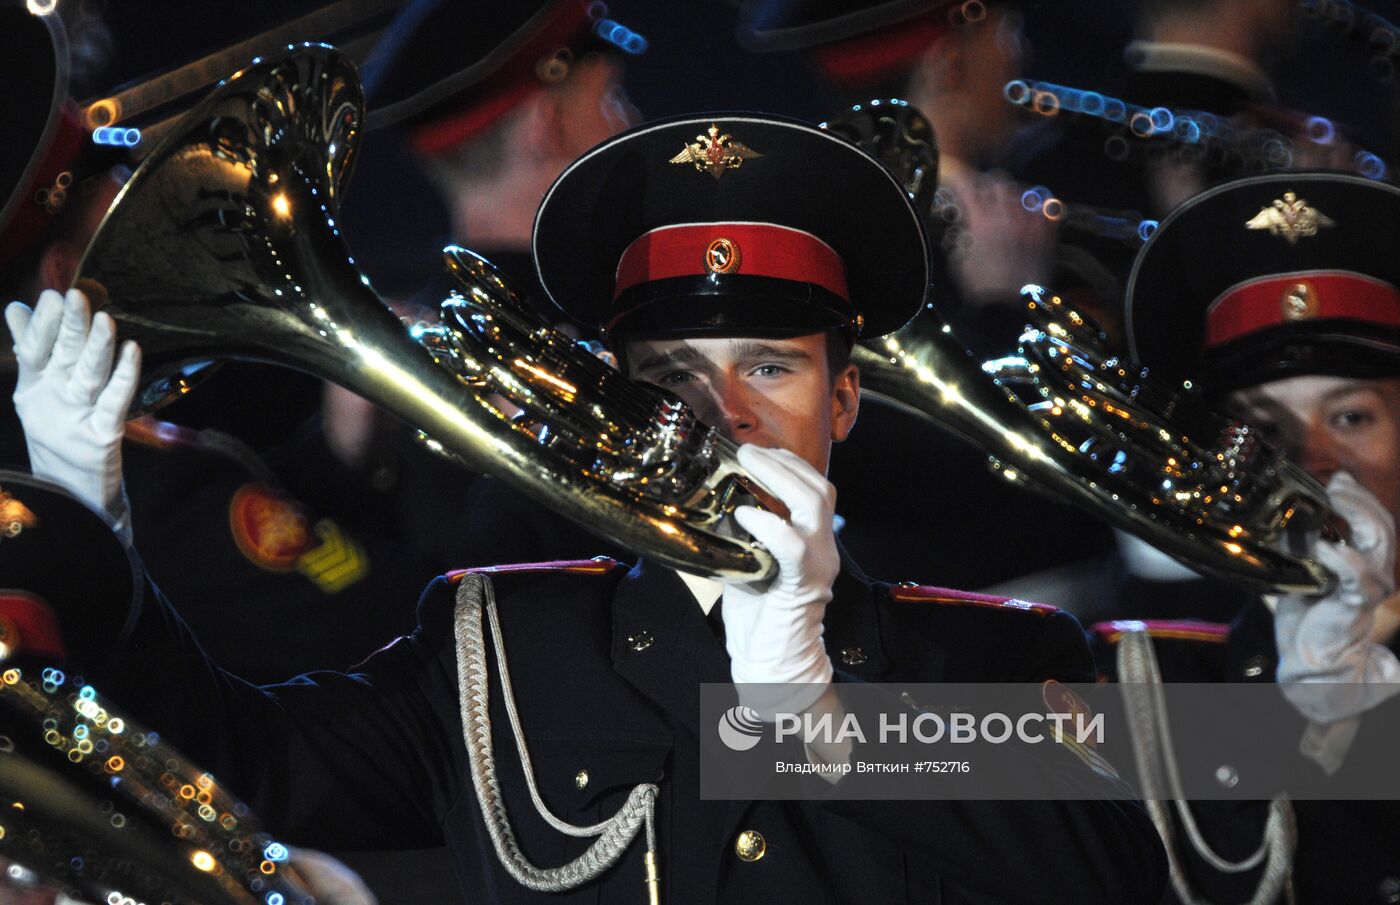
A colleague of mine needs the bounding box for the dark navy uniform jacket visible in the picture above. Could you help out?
[1092,604,1400,904]
[59,548,1166,905]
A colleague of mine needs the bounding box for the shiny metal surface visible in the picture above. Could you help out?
[853,288,1334,596]
[821,100,937,216]
[415,247,774,579]
[826,101,1334,596]
[75,45,773,581]
[0,665,313,905]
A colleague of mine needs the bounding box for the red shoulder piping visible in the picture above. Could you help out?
[446,558,622,583]
[1091,619,1231,645]
[888,583,1058,616]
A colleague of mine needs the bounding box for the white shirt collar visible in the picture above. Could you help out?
[674,568,724,615]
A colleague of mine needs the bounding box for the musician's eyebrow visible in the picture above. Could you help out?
[631,340,813,375]
[728,341,812,364]
[632,347,707,374]
[1320,382,1385,404]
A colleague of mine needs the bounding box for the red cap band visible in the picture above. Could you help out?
[1205,272,1400,348]
[0,591,69,662]
[814,14,951,88]
[407,0,593,156]
[0,102,87,271]
[613,222,848,300]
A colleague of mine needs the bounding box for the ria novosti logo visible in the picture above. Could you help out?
[717,705,765,751]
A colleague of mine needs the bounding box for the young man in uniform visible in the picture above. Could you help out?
[1093,171,1400,903]
[5,114,1166,903]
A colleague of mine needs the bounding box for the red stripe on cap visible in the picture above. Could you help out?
[813,14,951,88]
[0,102,87,271]
[0,591,69,662]
[1205,272,1400,348]
[614,222,848,300]
[407,0,593,156]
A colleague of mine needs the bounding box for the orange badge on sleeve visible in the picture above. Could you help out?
[228,484,316,572]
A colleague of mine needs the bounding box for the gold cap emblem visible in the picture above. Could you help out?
[669,124,762,180]
[1244,192,1335,245]
[705,237,740,274]
[1281,282,1320,320]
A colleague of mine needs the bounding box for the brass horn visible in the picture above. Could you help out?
[74,44,774,581]
[0,663,316,905]
[826,102,1335,596]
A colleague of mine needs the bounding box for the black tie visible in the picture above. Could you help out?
[704,597,725,644]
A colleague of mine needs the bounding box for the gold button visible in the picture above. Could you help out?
[840,647,867,666]
[628,631,654,652]
[734,829,766,862]
[574,769,589,790]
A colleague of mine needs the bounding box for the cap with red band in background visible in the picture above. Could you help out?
[736,0,1005,91]
[361,0,646,151]
[0,3,124,281]
[1126,171,1400,396]
[0,471,139,667]
[532,112,931,343]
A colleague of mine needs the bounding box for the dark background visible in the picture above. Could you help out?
[66,0,1400,151]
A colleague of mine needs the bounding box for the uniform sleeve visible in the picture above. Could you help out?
[58,560,464,851]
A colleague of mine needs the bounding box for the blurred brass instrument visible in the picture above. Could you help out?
[73,44,774,581]
[1301,0,1400,82]
[1019,187,1158,246]
[827,103,1335,595]
[0,665,315,905]
[1003,78,1390,183]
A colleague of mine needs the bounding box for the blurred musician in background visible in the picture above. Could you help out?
[1006,0,1334,349]
[1008,172,1400,904]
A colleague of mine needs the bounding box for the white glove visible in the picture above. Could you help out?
[721,444,838,719]
[1275,471,1400,723]
[6,288,140,541]
[286,848,378,905]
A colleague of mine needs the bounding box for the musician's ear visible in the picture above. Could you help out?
[907,28,961,97]
[517,90,565,162]
[39,240,83,294]
[830,363,859,443]
[531,55,632,161]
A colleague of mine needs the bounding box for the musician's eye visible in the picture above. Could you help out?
[749,363,789,378]
[1330,407,1377,430]
[655,370,696,386]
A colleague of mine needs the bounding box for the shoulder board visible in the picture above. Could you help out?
[446,558,623,583]
[1091,619,1230,645]
[887,582,1058,616]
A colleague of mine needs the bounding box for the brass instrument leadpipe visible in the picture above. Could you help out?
[1003,78,1390,182]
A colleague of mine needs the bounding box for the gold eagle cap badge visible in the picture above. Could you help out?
[669,124,762,180]
[1244,192,1335,245]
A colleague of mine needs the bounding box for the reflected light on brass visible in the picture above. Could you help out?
[73,45,775,581]
[852,285,1333,595]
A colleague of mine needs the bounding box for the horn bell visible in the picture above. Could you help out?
[74,44,773,581]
